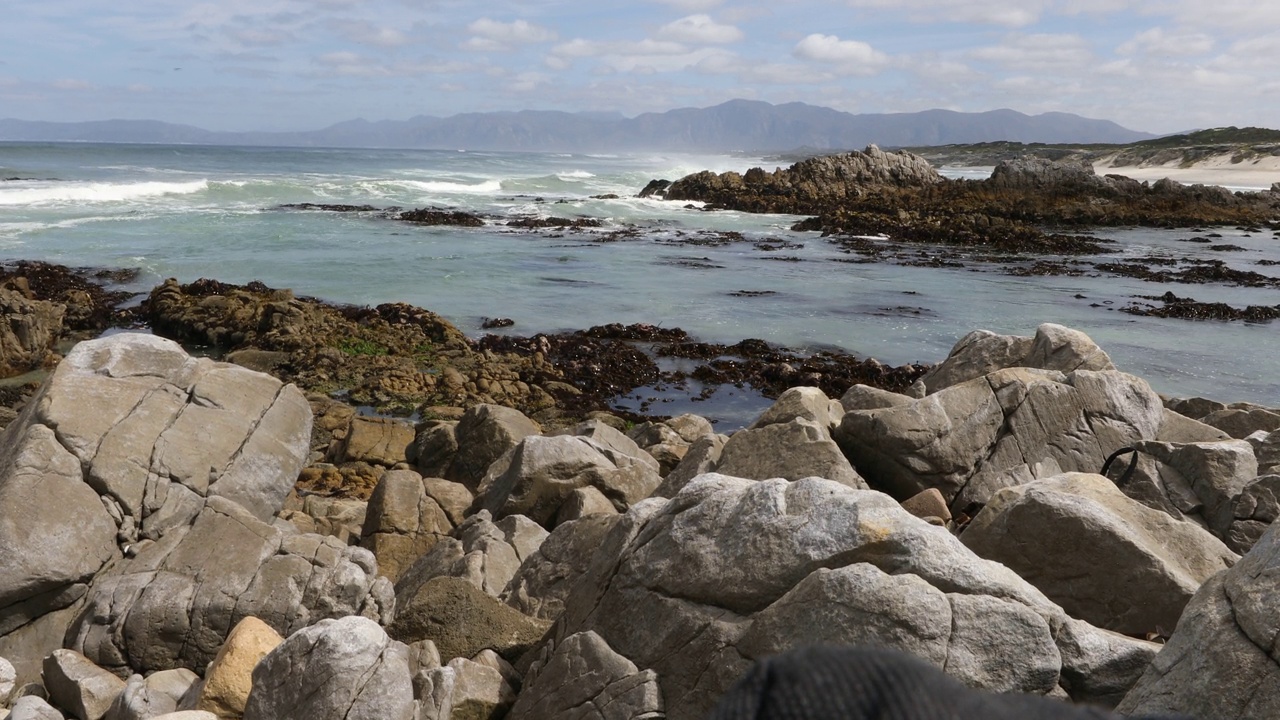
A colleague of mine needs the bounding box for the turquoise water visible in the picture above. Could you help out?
[1,141,1278,405]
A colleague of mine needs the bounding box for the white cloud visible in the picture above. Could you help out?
[969,33,1092,70]
[507,71,550,92]
[342,21,411,48]
[314,51,471,78]
[793,34,888,74]
[53,78,93,91]
[649,0,724,10]
[845,0,1046,27]
[655,14,743,44]
[464,18,557,52]
[1118,27,1213,57]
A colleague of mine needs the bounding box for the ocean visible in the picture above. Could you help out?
[1,141,1278,408]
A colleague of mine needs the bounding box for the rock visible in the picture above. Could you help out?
[280,495,366,544]
[1054,619,1160,708]
[748,387,835,431]
[653,434,727,498]
[447,405,541,490]
[394,510,547,602]
[42,649,125,720]
[331,416,415,467]
[839,384,914,411]
[360,470,455,583]
[1126,439,1258,539]
[663,414,714,444]
[476,435,660,528]
[7,696,64,720]
[916,324,1114,395]
[1200,407,1280,439]
[1165,396,1227,421]
[0,286,64,378]
[442,658,516,720]
[67,496,394,677]
[0,656,14,705]
[555,420,660,474]
[102,669,197,720]
[195,617,283,719]
[835,368,1163,510]
[1117,520,1280,718]
[390,577,551,664]
[150,714,217,720]
[717,418,865,489]
[553,486,619,525]
[988,156,1104,191]
[1256,430,1280,476]
[502,515,621,621]
[961,473,1237,635]
[410,421,458,478]
[1225,474,1280,554]
[1154,407,1230,443]
[900,488,950,524]
[508,631,662,720]
[242,617,413,720]
[543,475,1153,719]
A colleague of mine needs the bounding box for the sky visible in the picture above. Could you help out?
[1,0,1277,135]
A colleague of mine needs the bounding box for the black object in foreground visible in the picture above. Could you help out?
[707,645,1191,720]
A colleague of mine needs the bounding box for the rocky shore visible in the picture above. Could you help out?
[1,316,1278,719]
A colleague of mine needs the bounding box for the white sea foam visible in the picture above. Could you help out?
[556,170,595,180]
[399,179,504,194]
[0,179,209,206]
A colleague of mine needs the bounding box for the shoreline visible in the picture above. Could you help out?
[1095,160,1280,191]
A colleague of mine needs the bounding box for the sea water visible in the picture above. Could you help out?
[1,141,1278,407]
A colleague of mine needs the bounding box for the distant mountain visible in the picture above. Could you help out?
[0,100,1153,152]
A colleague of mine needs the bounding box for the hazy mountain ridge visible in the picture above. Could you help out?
[0,99,1153,151]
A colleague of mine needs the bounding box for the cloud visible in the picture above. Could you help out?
[1118,27,1213,57]
[969,33,1092,70]
[649,0,724,10]
[655,14,743,44]
[507,71,550,92]
[793,34,889,74]
[53,78,93,91]
[844,0,1046,27]
[341,21,411,48]
[314,51,471,78]
[464,18,557,52]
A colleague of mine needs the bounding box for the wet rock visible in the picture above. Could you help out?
[398,208,484,227]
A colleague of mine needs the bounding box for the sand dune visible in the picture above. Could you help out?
[1095,152,1280,191]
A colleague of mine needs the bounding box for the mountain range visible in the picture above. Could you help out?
[0,99,1153,152]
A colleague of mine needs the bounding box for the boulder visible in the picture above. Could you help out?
[508,631,662,720]
[476,435,660,528]
[394,511,546,603]
[1201,407,1280,440]
[1256,430,1280,476]
[359,470,455,583]
[8,696,64,720]
[839,384,914,412]
[442,658,516,720]
[331,416,415,467]
[541,475,1156,720]
[502,515,621,621]
[556,420,660,474]
[835,368,1163,510]
[748,387,835,431]
[279,495,366,543]
[242,617,413,720]
[410,421,458,478]
[961,473,1237,635]
[663,414,714,444]
[1,656,14,705]
[67,496,394,677]
[900,488,950,524]
[1225,475,1280,554]
[1123,439,1259,539]
[447,405,541,490]
[0,286,64,378]
[42,650,125,720]
[717,418,865,489]
[916,324,1113,395]
[553,486,620,524]
[1117,520,1280,718]
[102,669,197,720]
[653,434,727,498]
[194,617,283,719]
[389,577,550,664]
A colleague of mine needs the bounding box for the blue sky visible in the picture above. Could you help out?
[2,0,1276,134]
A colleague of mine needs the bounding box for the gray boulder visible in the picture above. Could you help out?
[748,387,836,431]
[556,421,660,475]
[916,323,1113,395]
[1,655,14,705]
[1122,439,1259,540]
[243,616,413,720]
[509,631,662,720]
[410,420,458,479]
[476,435,660,528]
[0,286,64,378]
[8,696,65,720]
[1117,520,1280,718]
[540,474,1155,720]
[394,511,547,603]
[389,577,550,664]
[653,434,727,498]
[836,368,1163,510]
[1201,406,1280,440]
[717,418,865,489]
[502,514,621,621]
[42,649,125,720]
[961,473,1237,635]
[67,496,394,677]
[447,405,540,490]
[360,470,456,583]
[1226,475,1280,553]
[839,384,914,412]
[102,669,197,720]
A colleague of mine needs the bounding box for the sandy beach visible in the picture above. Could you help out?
[1095,153,1280,191]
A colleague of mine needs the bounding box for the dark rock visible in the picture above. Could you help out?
[398,208,485,227]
